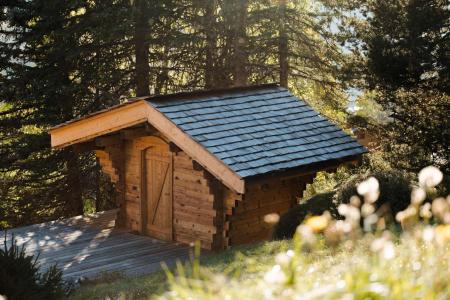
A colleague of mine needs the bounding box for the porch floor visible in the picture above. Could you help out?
[1,210,191,281]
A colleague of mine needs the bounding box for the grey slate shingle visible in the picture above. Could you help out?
[148,85,367,178]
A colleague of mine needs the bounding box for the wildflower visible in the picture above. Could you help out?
[377,217,386,231]
[431,197,449,222]
[357,177,380,203]
[325,221,345,247]
[419,203,432,220]
[422,226,435,242]
[275,250,294,267]
[435,225,450,245]
[349,195,361,207]
[370,232,395,260]
[305,213,330,233]
[363,214,378,232]
[264,213,280,225]
[264,264,286,284]
[398,205,419,228]
[338,204,361,225]
[368,283,390,296]
[411,187,426,205]
[361,203,375,217]
[381,241,395,260]
[297,224,316,246]
[418,166,443,188]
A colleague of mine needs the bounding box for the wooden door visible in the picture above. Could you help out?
[141,142,173,241]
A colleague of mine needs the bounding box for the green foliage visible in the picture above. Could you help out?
[273,192,335,240]
[336,0,450,174]
[0,1,127,226]
[303,167,352,198]
[0,0,350,228]
[0,233,66,300]
[276,167,417,240]
[333,170,414,217]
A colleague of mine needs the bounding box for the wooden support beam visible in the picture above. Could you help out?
[120,124,157,140]
[72,141,98,153]
[95,134,121,147]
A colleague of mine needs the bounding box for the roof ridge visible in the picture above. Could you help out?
[128,83,282,103]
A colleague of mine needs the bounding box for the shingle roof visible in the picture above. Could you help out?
[148,85,367,178]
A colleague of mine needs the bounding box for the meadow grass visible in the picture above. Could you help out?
[69,241,290,300]
[70,167,450,299]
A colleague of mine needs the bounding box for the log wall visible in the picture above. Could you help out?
[172,151,218,250]
[227,177,309,245]
[95,133,314,250]
[97,135,227,250]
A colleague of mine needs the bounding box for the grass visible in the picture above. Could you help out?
[68,225,450,300]
[68,240,290,300]
[159,232,450,300]
[70,168,450,299]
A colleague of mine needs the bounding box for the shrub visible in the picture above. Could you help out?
[273,192,335,240]
[0,233,66,300]
[274,169,416,240]
[333,169,414,217]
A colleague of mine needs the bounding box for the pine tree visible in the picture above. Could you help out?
[339,0,450,173]
[0,0,132,226]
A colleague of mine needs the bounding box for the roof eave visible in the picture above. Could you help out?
[49,100,245,194]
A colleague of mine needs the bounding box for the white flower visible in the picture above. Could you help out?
[368,283,390,296]
[422,226,435,242]
[350,195,361,207]
[431,197,449,220]
[275,252,293,267]
[371,237,386,253]
[264,213,280,225]
[297,225,316,245]
[363,214,378,232]
[264,265,286,284]
[419,203,432,219]
[336,280,346,289]
[411,187,426,205]
[357,177,380,203]
[338,204,361,223]
[336,220,353,233]
[370,232,395,260]
[338,204,349,216]
[418,166,443,188]
[382,241,395,260]
[361,203,375,217]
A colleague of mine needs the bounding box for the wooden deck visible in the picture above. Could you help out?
[0,210,192,280]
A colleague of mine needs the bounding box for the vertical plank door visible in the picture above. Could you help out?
[142,143,173,241]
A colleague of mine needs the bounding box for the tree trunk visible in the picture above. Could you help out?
[134,0,150,96]
[279,0,289,88]
[232,0,248,87]
[66,150,84,216]
[204,0,217,89]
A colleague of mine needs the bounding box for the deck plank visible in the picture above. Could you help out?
[1,210,192,280]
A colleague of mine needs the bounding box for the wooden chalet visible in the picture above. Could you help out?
[49,84,367,250]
